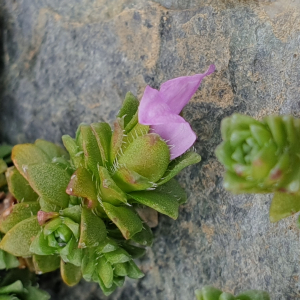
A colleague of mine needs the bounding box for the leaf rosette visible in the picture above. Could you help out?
[216,113,300,222]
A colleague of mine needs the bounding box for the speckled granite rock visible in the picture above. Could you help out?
[1,0,300,299]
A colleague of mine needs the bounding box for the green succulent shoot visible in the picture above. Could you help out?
[195,286,270,300]
[0,144,13,191]
[215,113,300,223]
[0,269,50,300]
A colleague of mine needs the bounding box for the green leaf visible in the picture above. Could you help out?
[60,260,82,287]
[126,261,144,279]
[110,118,125,164]
[129,184,180,220]
[269,192,300,222]
[112,167,152,192]
[0,280,24,294]
[102,203,143,239]
[131,223,153,247]
[195,286,222,300]
[157,151,201,185]
[156,178,187,204]
[80,125,102,176]
[104,248,131,264]
[90,122,112,168]
[97,238,118,253]
[79,207,107,248]
[25,285,51,300]
[60,237,82,266]
[236,290,270,300]
[0,202,40,234]
[32,254,60,273]
[117,92,139,128]
[113,263,128,276]
[121,243,146,259]
[60,206,82,224]
[118,133,169,183]
[25,163,70,209]
[6,167,38,203]
[12,144,50,177]
[0,145,13,160]
[0,217,41,257]
[34,139,68,160]
[124,111,138,133]
[66,167,98,207]
[0,160,7,175]
[97,276,117,296]
[97,256,113,288]
[30,231,56,256]
[219,293,235,300]
[82,248,97,281]
[98,166,127,205]
[122,123,149,152]
[62,135,84,168]
[264,116,285,148]
[113,276,125,287]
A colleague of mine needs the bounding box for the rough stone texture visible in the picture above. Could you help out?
[1,0,300,299]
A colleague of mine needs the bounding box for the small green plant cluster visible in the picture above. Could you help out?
[195,286,270,300]
[0,93,201,295]
[216,114,300,224]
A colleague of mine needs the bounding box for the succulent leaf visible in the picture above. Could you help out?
[157,151,201,186]
[6,167,38,202]
[0,202,40,234]
[0,217,40,257]
[60,260,82,287]
[102,203,143,239]
[25,163,71,209]
[79,207,107,248]
[117,92,139,128]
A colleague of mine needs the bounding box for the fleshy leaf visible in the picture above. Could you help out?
[126,261,144,279]
[98,166,127,205]
[34,139,68,160]
[236,290,270,300]
[117,92,140,128]
[269,192,300,222]
[195,286,222,300]
[25,163,70,209]
[90,122,112,168]
[0,202,40,234]
[79,207,107,248]
[12,144,50,177]
[60,260,82,287]
[32,254,60,273]
[131,223,153,247]
[110,118,125,164]
[104,248,131,264]
[102,203,143,239]
[6,167,39,202]
[112,167,152,192]
[30,231,55,256]
[157,151,201,185]
[80,125,102,177]
[62,135,84,168]
[0,216,41,257]
[66,167,98,208]
[117,133,170,182]
[97,256,113,288]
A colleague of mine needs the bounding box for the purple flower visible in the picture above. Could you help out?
[138,65,215,159]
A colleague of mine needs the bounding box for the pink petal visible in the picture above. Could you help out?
[138,86,184,125]
[151,122,196,159]
[159,64,215,114]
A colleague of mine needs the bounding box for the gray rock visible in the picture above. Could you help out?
[1,0,300,299]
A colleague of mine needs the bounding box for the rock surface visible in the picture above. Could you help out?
[1,0,300,299]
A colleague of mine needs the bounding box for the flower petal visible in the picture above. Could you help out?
[151,122,196,159]
[138,86,184,125]
[159,64,215,114]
